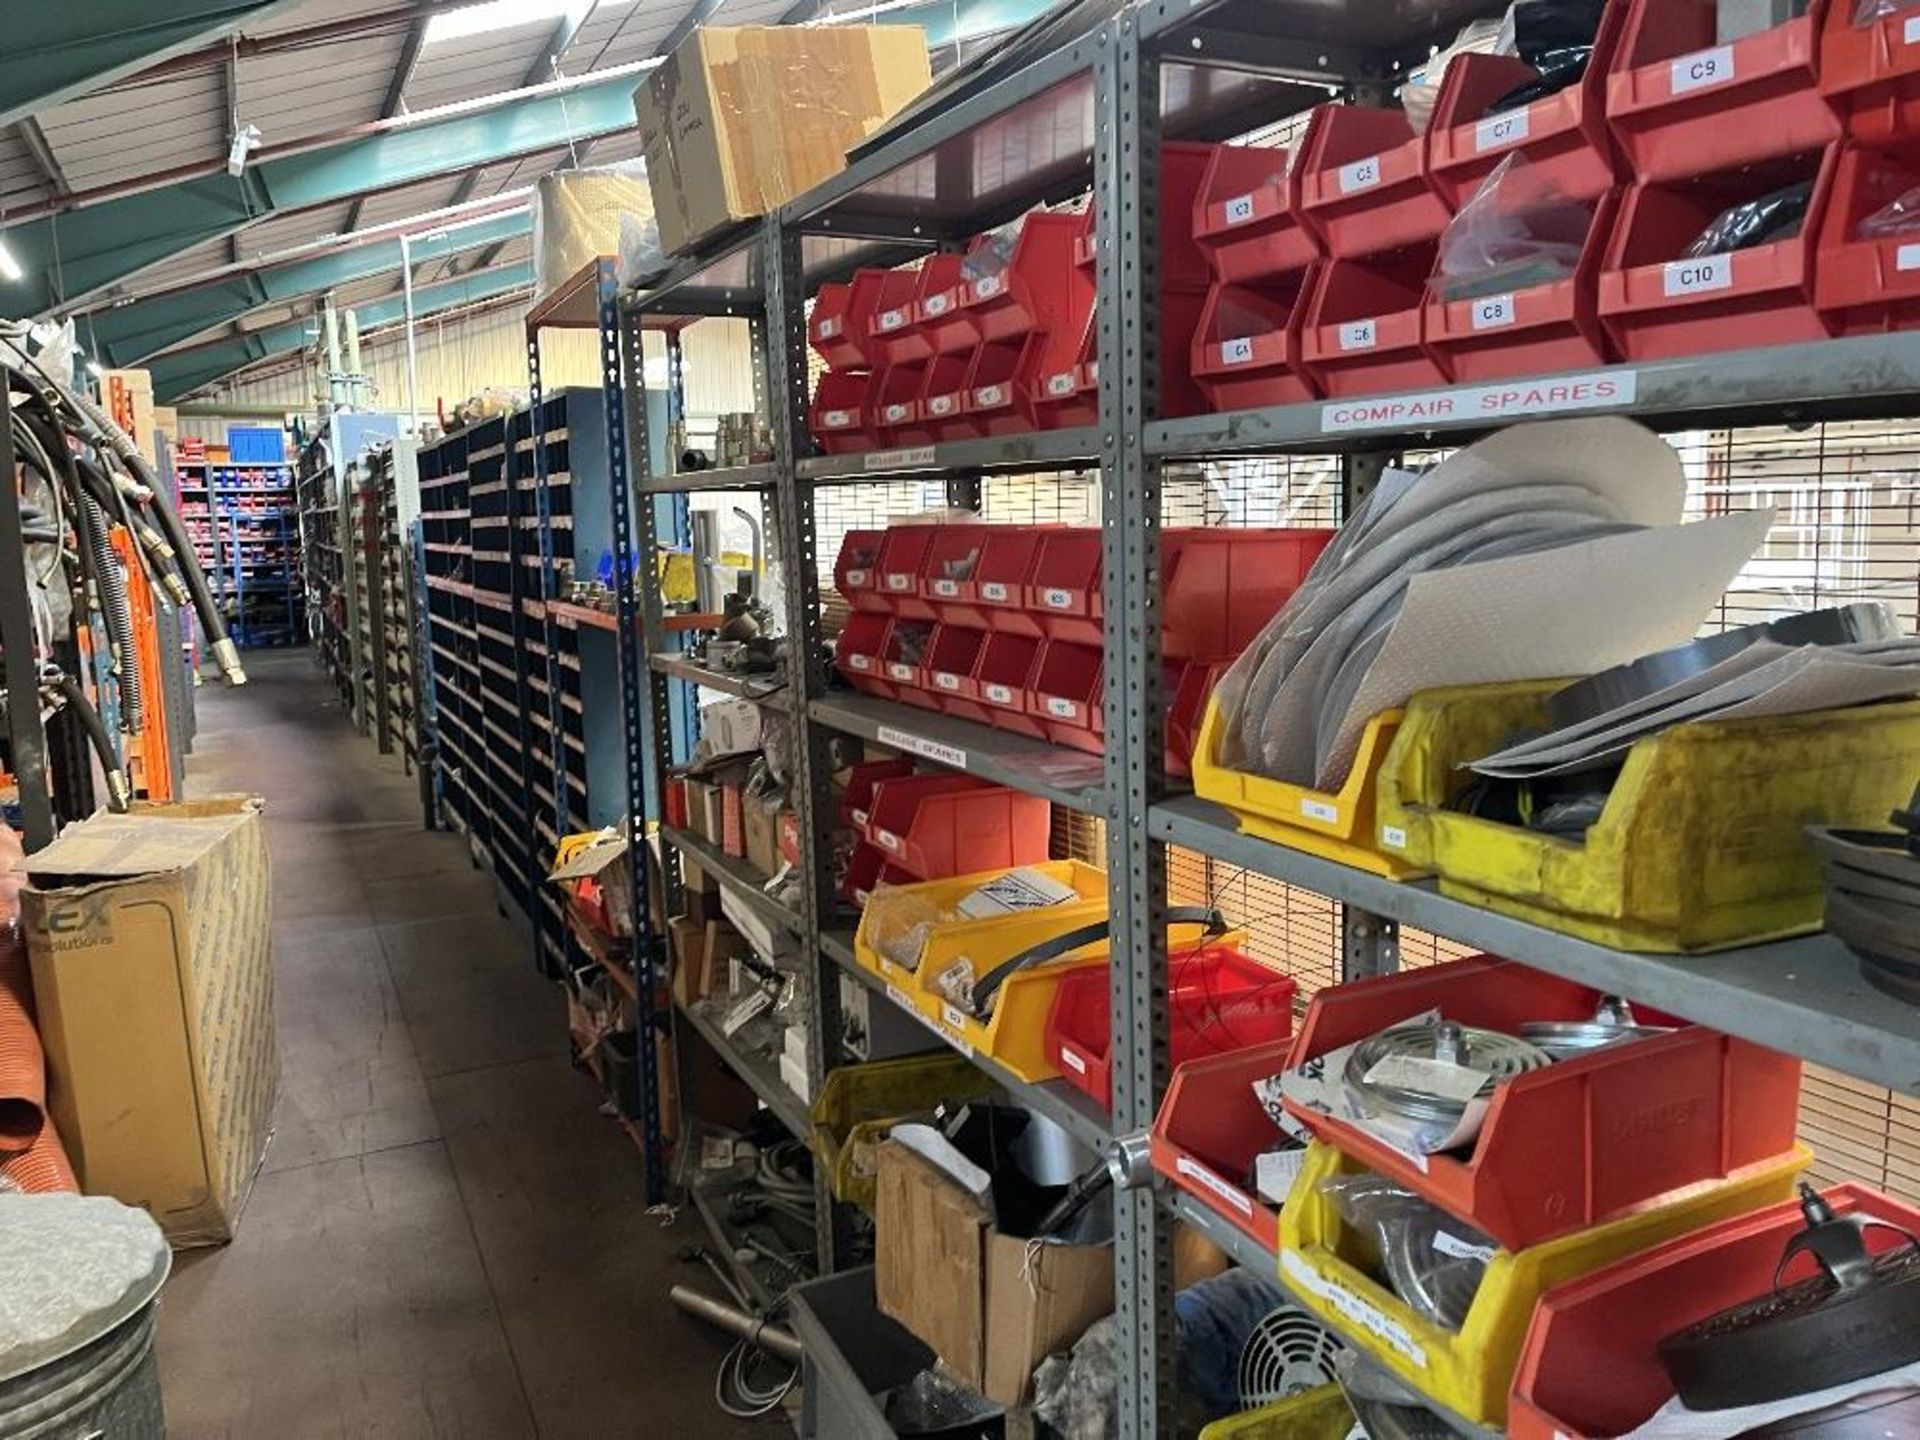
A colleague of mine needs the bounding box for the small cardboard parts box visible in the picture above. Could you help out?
[23,796,277,1248]
[875,1142,1113,1406]
[634,25,932,257]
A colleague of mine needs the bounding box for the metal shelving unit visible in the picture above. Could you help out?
[608,5,1920,1433]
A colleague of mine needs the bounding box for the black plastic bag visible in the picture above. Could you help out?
[1684,179,1816,258]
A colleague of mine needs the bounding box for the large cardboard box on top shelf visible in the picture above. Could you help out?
[633,24,932,257]
[22,796,276,1247]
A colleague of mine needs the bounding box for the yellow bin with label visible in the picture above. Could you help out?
[810,1051,996,1209]
[1380,685,1920,951]
[1276,1140,1808,1428]
[1198,1385,1354,1439]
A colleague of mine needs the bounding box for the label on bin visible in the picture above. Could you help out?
[817,317,841,338]
[1908,13,1920,42]
[1280,1252,1428,1367]
[985,683,1016,705]
[1300,797,1340,825]
[1671,44,1734,95]
[933,578,961,597]
[935,672,963,691]
[974,384,1007,407]
[878,308,906,331]
[1339,319,1378,352]
[1046,696,1079,719]
[1060,1046,1089,1075]
[1047,372,1077,396]
[876,829,902,852]
[1471,293,1517,330]
[823,409,852,428]
[845,568,870,587]
[982,582,1011,602]
[1474,108,1529,153]
[886,573,913,591]
[884,402,911,423]
[877,725,967,770]
[1224,192,1258,225]
[1665,256,1733,297]
[1900,244,1920,272]
[848,654,872,671]
[929,394,957,416]
[888,662,915,682]
[1043,587,1075,609]
[1381,824,1409,851]
[1220,337,1257,366]
[925,293,952,317]
[974,274,1004,299]
[1338,156,1382,194]
[1177,1157,1254,1217]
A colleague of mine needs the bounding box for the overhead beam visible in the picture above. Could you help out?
[6,66,647,317]
[344,18,431,236]
[99,1,462,93]
[90,210,531,367]
[150,260,536,401]
[0,1,305,131]
[16,120,71,196]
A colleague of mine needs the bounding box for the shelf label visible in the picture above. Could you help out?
[974,384,1007,407]
[982,582,1011,602]
[1474,107,1529,153]
[887,662,915,682]
[1220,336,1257,367]
[1046,371,1077,396]
[1043,587,1074,610]
[876,725,967,770]
[1224,192,1258,225]
[1059,1046,1089,1075]
[934,671,963,691]
[924,292,952,317]
[974,274,1004,299]
[1177,1157,1254,1218]
[878,307,906,331]
[1045,696,1079,720]
[863,446,937,471]
[885,573,913,591]
[1281,1251,1429,1367]
[822,409,852,428]
[1300,797,1340,825]
[984,683,1015,705]
[1901,244,1920,273]
[1908,12,1920,42]
[1338,319,1378,352]
[1381,824,1409,851]
[928,394,957,416]
[932,579,960,597]
[1471,293,1517,330]
[1664,256,1732,297]
[817,316,840,338]
[1338,155,1382,194]
[1671,44,1734,95]
[1322,368,1637,433]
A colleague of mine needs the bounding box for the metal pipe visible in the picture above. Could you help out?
[345,309,364,406]
[666,1287,803,1363]
[401,234,422,435]
[175,400,299,418]
[323,302,344,412]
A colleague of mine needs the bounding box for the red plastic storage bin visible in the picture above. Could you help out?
[1282,955,1804,1253]
[842,840,917,906]
[1608,0,1839,181]
[880,619,937,706]
[1426,190,1622,382]
[1049,948,1297,1109]
[1192,274,1321,412]
[1029,640,1104,752]
[1150,1039,1295,1253]
[811,370,877,455]
[971,531,1050,637]
[1160,528,1336,661]
[811,268,919,369]
[835,528,889,611]
[834,613,898,698]
[964,346,1030,437]
[1599,146,1841,360]
[920,526,996,623]
[870,365,932,448]
[924,625,991,719]
[874,526,941,621]
[859,772,988,863]
[1300,249,1449,398]
[1297,104,1453,260]
[865,777,1051,879]
[840,757,914,829]
[1193,143,1320,285]
[918,353,980,442]
[1025,530,1104,646]
[1429,7,1626,211]
[1824,0,1920,143]
[911,254,977,355]
[870,263,955,368]
[1508,1184,1920,1440]
[1815,142,1920,331]
[960,210,1087,346]
[974,632,1046,737]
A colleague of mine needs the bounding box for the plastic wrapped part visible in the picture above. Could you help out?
[1683,179,1816,258]
[861,884,954,974]
[1031,1312,1120,1439]
[1859,180,1920,238]
[1435,155,1596,302]
[884,1367,1006,1433]
[532,161,655,298]
[1856,0,1920,21]
[1320,1174,1497,1331]
[616,211,665,288]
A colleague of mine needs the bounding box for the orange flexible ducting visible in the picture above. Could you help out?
[0,836,77,1194]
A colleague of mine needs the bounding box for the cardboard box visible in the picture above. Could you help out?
[700,697,764,758]
[744,794,782,877]
[686,780,725,847]
[669,915,712,1007]
[23,796,277,1247]
[874,1143,1112,1405]
[634,25,932,256]
[548,833,636,937]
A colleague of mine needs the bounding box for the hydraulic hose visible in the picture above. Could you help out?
[76,494,141,736]
[43,670,128,812]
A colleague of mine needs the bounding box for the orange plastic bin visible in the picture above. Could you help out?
[864,775,1050,879]
[1150,1039,1295,1255]
[1297,104,1452,259]
[1301,248,1449,398]
[1192,274,1322,411]
[1824,0,1920,143]
[1193,142,1320,284]
[1815,141,1920,332]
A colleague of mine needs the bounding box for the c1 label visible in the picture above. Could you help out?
[1224,192,1257,225]
[1339,318,1378,352]
[1474,107,1529,153]
[1472,293,1516,330]
[1665,255,1732,297]
[1671,44,1734,95]
[1338,156,1381,194]
[1220,336,1256,366]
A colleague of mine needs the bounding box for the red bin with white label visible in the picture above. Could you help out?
[1191,273,1322,411]
[810,268,920,369]
[973,631,1047,738]
[1823,0,1920,143]
[1300,248,1449,397]
[1608,0,1839,181]
[1025,530,1104,647]
[809,370,878,454]
[1149,1039,1296,1254]
[1297,103,1453,260]
[1028,640,1105,752]
[1428,4,1627,211]
[1192,141,1320,284]
[1814,142,1920,332]
[1598,146,1840,361]
[924,624,994,724]
[873,526,941,622]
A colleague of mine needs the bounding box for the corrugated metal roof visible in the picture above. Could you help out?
[353,176,476,230]
[405,23,558,112]
[37,73,227,192]
[0,128,51,214]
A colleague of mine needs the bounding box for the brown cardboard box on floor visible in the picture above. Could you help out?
[22,795,276,1247]
[873,1141,1113,1405]
[634,25,932,257]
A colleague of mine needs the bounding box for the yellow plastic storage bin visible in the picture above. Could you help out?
[1198,1385,1354,1439]
[1381,685,1920,951]
[809,1051,994,1210]
[1191,696,1421,880]
[1276,1140,1808,1428]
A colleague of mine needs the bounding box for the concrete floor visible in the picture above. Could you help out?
[156,651,767,1439]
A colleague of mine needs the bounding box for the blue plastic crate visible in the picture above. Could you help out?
[226,426,286,464]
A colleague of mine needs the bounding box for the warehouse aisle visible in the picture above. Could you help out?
[156,652,761,1439]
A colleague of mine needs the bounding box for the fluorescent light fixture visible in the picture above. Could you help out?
[425,0,573,44]
[0,239,22,284]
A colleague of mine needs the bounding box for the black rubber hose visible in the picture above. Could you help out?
[76,493,141,735]
[46,671,127,811]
